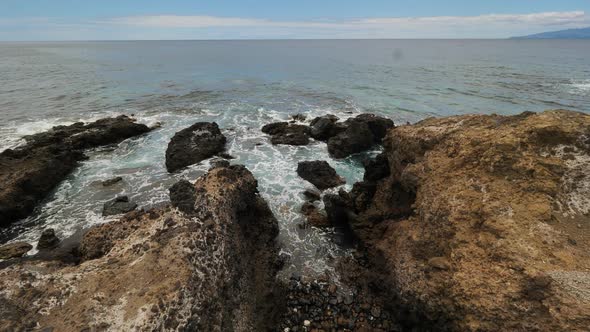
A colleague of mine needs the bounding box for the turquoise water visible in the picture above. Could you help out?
[0,40,589,276]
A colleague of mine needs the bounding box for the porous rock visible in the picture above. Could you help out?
[348,110,590,331]
[165,122,227,172]
[0,165,283,331]
[0,115,151,227]
[297,161,345,190]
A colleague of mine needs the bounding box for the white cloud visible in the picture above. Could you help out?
[1,11,589,40]
[106,11,588,29]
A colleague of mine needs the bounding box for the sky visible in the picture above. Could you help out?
[1,0,590,40]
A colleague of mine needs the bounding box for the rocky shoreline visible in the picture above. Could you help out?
[1,110,589,331]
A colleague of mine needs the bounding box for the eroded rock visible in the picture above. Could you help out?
[0,242,32,259]
[37,229,60,250]
[102,196,137,216]
[263,122,311,146]
[0,165,282,331]
[350,110,590,331]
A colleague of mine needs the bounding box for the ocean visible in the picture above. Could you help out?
[1,39,589,277]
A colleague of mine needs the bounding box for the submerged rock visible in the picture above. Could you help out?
[0,115,151,227]
[37,229,60,250]
[102,196,137,216]
[297,161,345,190]
[165,122,227,172]
[1,165,282,331]
[101,176,123,187]
[348,110,590,331]
[0,242,32,259]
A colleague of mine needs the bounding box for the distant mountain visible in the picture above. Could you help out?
[511,27,590,39]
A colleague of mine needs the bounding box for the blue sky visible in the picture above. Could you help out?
[1,0,590,40]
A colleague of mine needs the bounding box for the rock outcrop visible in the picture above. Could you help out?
[346,110,590,331]
[37,229,60,250]
[165,122,227,172]
[0,242,32,259]
[297,161,345,190]
[0,165,282,331]
[326,114,394,158]
[0,115,151,227]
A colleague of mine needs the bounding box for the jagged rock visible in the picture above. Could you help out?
[37,229,60,250]
[165,122,227,172]
[169,179,196,214]
[300,203,330,227]
[101,176,123,187]
[102,196,137,216]
[297,161,345,190]
[363,153,390,182]
[1,165,282,331]
[262,122,311,146]
[350,110,590,331]
[0,116,151,227]
[327,121,374,158]
[309,115,341,141]
[323,193,354,227]
[0,242,32,259]
[291,114,307,122]
[347,114,394,143]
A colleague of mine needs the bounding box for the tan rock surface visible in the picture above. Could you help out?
[352,110,590,331]
[0,165,281,332]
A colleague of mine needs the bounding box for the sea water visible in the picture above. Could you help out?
[1,40,589,277]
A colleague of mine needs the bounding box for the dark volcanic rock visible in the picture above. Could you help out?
[262,122,311,146]
[302,189,322,202]
[300,202,330,227]
[169,180,196,214]
[37,229,60,250]
[0,115,151,227]
[102,196,137,216]
[363,153,390,182]
[0,242,32,259]
[102,176,123,187]
[327,121,374,158]
[309,115,341,141]
[297,161,345,190]
[348,113,394,143]
[323,193,355,227]
[165,122,227,172]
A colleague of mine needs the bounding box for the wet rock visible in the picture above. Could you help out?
[210,158,230,169]
[302,189,321,202]
[291,114,307,122]
[37,229,60,250]
[102,176,123,187]
[300,202,330,227]
[262,122,311,146]
[165,122,227,172]
[297,161,345,190]
[102,196,137,216]
[1,165,282,331]
[309,115,341,141]
[0,242,32,259]
[323,194,354,227]
[0,115,151,227]
[348,114,394,143]
[327,121,374,158]
[169,180,196,214]
[363,153,390,182]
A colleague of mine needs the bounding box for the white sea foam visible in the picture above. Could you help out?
[1,106,368,278]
